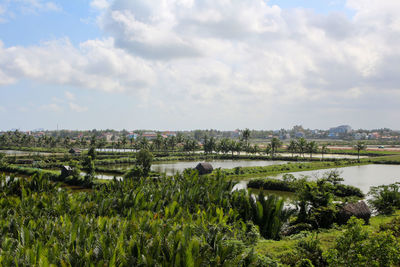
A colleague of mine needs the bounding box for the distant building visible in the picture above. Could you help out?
[295,132,305,138]
[142,132,157,140]
[354,132,367,140]
[103,133,113,142]
[126,133,138,140]
[329,125,352,134]
[163,131,177,137]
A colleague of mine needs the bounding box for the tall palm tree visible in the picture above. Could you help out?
[296,138,307,158]
[307,141,318,159]
[320,144,328,160]
[354,141,366,161]
[287,140,297,157]
[270,137,282,158]
[241,128,251,150]
[167,136,177,151]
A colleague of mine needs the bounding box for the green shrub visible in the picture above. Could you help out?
[368,183,400,214]
[324,217,400,266]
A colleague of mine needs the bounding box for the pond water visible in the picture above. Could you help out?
[92,160,289,179]
[266,164,400,194]
[96,148,137,153]
[0,150,59,156]
[151,160,289,176]
[277,153,367,159]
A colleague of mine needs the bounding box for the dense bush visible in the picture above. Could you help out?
[0,170,287,265]
[324,217,400,266]
[368,183,400,214]
[248,178,294,192]
[281,235,326,267]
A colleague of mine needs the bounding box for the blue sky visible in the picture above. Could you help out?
[1,0,399,131]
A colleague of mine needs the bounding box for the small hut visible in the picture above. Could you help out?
[69,148,81,155]
[195,162,213,175]
[337,201,371,225]
[16,159,34,164]
[61,165,73,178]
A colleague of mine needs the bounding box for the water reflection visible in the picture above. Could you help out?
[151,160,289,176]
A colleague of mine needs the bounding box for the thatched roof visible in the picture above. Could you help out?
[61,165,73,178]
[337,201,371,225]
[69,148,81,154]
[195,162,213,175]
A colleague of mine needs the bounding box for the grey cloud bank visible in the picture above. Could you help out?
[0,0,399,129]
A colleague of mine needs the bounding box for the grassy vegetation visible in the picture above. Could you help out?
[218,160,368,179]
[255,211,400,260]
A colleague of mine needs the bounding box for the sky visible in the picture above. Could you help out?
[0,0,399,131]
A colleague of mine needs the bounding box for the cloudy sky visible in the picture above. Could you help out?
[0,0,399,131]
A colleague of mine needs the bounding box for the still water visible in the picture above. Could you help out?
[150,160,289,176]
[268,164,400,193]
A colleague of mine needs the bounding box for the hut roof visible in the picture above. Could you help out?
[338,201,371,224]
[69,148,81,154]
[62,165,72,171]
[195,162,213,175]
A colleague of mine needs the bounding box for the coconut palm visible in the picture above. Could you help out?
[307,141,318,159]
[241,128,251,149]
[287,140,297,157]
[354,141,366,161]
[270,137,282,158]
[321,144,329,160]
[296,138,307,158]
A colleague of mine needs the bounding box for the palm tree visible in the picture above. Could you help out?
[265,144,272,157]
[167,136,177,151]
[306,141,318,159]
[154,134,163,151]
[235,141,243,155]
[121,135,128,151]
[354,141,366,161]
[287,140,297,157]
[270,137,282,158]
[296,138,307,158]
[320,144,328,160]
[241,128,251,150]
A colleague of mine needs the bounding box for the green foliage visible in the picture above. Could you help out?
[250,192,290,240]
[368,183,400,214]
[0,170,286,266]
[248,178,295,192]
[324,217,400,267]
[135,149,153,176]
[295,178,337,229]
[282,234,325,267]
[248,172,363,199]
[82,156,95,185]
[87,146,97,160]
[379,217,400,237]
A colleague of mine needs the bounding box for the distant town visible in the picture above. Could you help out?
[1,125,400,143]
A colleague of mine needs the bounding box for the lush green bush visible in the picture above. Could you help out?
[0,170,287,265]
[379,217,400,237]
[324,217,400,266]
[248,178,294,192]
[368,183,400,214]
[282,234,326,267]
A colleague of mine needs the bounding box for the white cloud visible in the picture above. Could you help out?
[1,0,400,128]
[40,103,62,112]
[0,38,155,93]
[17,0,61,13]
[0,0,61,22]
[0,106,5,112]
[65,91,75,100]
[90,0,110,10]
[69,102,88,112]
